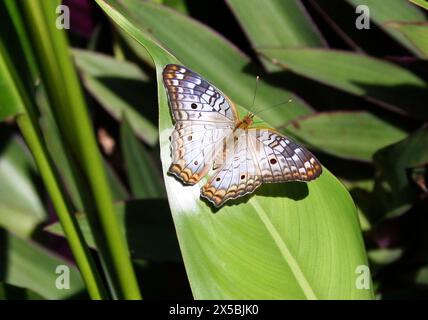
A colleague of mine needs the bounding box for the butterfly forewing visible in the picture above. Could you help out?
[163,64,236,185]
[163,64,238,123]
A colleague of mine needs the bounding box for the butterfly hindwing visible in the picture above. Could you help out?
[201,129,262,207]
[251,129,322,182]
[201,129,322,207]
[169,121,232,185]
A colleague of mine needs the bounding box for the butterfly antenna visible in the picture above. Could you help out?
[252,98,293,117]
[250,76,260,112]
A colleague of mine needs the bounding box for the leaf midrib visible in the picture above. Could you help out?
[249,198,318,300]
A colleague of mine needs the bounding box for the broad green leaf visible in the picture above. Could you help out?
[73,49,158,146]
[109,0,314,128]
[284,111,407,161]
[97,0,373,299]
[259,48,428,119]
[0,282,44,300]
[373,126,428,218]
[46,200,180,262]
[386,22,428,58]
[0,136,47,237]
[0,230,86,299]
[227,0,325,70]
[120,119,166,199]
[409,0,428,10]
[346,0,427,57]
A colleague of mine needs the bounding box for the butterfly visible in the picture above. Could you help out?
[162,64,322,207]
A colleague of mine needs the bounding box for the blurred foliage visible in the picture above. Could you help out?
[0,0,427,299]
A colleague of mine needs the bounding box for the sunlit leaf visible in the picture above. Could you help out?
[97,0,373,299]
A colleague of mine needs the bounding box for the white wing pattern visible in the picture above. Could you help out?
[201,129,322,207]
[163,64,322,207]
[163,64,235,184]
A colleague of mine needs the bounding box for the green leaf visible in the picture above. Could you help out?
[0,0,38,95]
[161,0,188,14]
[346,0,427,57]
[345,179,376,231]
[0,230,86,299]
[409,0,428,11]
[415,266,428,285]
[386,22,428,58]
[0,45,24,121]
[227,0,325,70]
[259,48,428,119]
[0,135,47,237]
[284,111,407,161]
[104,161,130,201]
[73,49,158,146]
[110,0,313,127]
[46,200,180,262]
[116,27,155,67]
[368,248,403,266]
[37,83,129,210]
[373,126,428,218]
[120,119,166,199]
[97,0,373,299]
[0,282,45,300]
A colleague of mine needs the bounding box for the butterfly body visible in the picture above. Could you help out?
[163,64,322,207]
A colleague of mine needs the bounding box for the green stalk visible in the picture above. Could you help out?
[0,39,107,300]
[17,115,108,300]
[20,0,141,299]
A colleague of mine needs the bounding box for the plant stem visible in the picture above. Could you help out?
[20,0,141,299]
[17,115,108,300]
[0,39,107,300]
